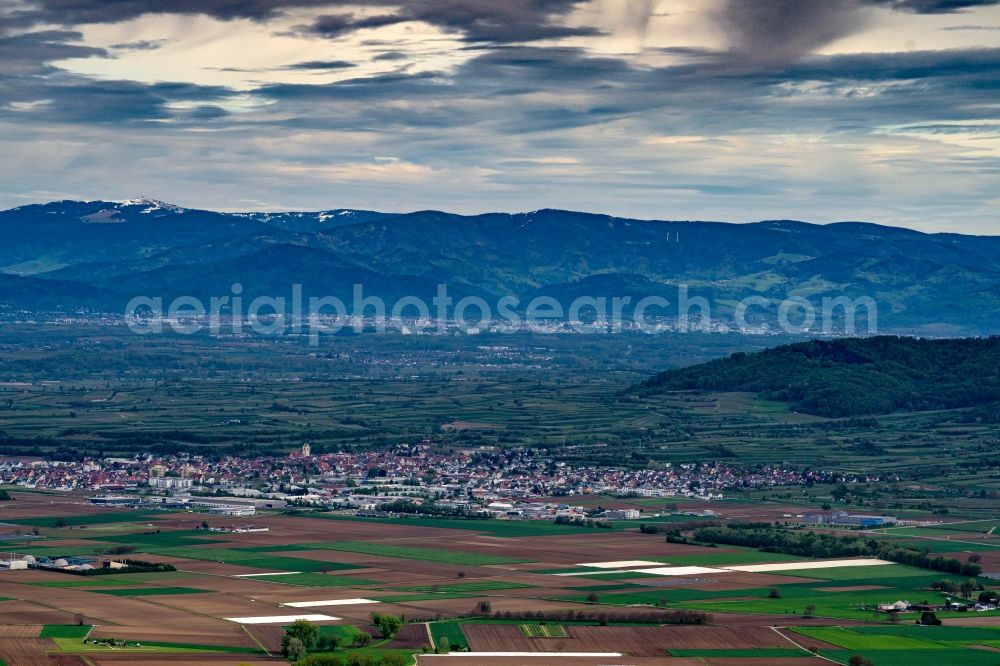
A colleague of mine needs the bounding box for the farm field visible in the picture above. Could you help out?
[310,541,534,565]
[0,492,996,665]
[792,625,1000,666]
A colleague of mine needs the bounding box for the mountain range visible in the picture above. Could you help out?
[1,197,998,334]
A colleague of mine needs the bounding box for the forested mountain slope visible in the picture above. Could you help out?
[639,336,1000,417]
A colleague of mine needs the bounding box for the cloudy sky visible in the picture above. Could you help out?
[1,0,998,232]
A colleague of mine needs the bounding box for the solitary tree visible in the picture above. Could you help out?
[286,619,318,650]
[285,637,307,661]
[371,612,402,638]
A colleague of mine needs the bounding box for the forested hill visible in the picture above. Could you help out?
[639,336,1000,418]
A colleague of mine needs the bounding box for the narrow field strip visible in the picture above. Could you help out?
[281,598,379,608]
[726,558,892,573]
[577,560,663,569]
[633,566,729,576]
[424,652,624,657]
[225,614,341,624]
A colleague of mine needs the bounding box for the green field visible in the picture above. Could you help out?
[794,624,1000,652]
[667,648,811,657]
[392,581,535,593]
[260,573,378,587]
[318,515,627,537]
[30,578,136,588]
[94,531,225,548]
[311,541,533,565]
[769,564,935,581]
[520,623,568,638]
[791,626,951,650]
[819,649,1000,666]
[314,625,362,639]
[851,625,1000,641]
[429,621,470,650]
[576,570,661,580]
[892,539,1000,553]
[370,592,484,603]
[4,511,161,527]
[7,545,106,557]
[558,564,999,623]
[50,638,258,654]
[146,547,362,573]
[40,625,92,638]
[121,641,261,654]
[568,583,648,592]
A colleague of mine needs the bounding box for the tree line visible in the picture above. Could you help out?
[693,524,982,577]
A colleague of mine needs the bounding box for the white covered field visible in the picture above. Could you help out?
[558,558,893,577]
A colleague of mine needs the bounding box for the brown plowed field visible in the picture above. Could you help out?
[702,657,830,666]
[0,600,78,624]
[245,625,285,652]
[387,622,431,649]
[0,637,87,666]
[89,624,258,648]
[89,659,276,665]
[417,654,701,665]
[463,624,791,657]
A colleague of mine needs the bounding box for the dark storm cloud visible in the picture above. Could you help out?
[711,0,871,65]
[14,0,599,45]
[309,13,405,38]
[710,0,1000,66]
[302,0,598,43]
[248,41,1000,143]
[14,0,336,25]
[865,0,1000,13]
[219,59,356,72]
[0,76,235,124]
[283,59,356,70]
[0,30,235,124]
[109,39,170,51]
[373,51,408,61]
[0,29,106,76]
